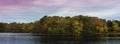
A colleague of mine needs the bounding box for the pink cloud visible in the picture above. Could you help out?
[0,0,33,6]
[0,0,119,14]
[0,0,119,7]
[0,0,120,23]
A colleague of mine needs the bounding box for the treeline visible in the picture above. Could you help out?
[0,15,120,34]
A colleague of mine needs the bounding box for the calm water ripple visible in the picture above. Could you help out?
[0,33,120,44]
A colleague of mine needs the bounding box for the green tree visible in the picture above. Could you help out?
[112,22,120,32]
[0,22,6,32]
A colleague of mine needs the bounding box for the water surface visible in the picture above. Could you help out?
[0,33,120,44]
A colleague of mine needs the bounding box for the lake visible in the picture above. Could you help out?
[0,33,120,44]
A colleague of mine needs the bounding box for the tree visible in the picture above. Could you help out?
[112,22,120,32]
[72,16,83,34]
[0,22,6,32]
[107,20,113,32]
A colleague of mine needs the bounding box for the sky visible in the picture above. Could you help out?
[0,0,120,23]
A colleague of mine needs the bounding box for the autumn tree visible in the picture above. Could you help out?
[112,21,120,32]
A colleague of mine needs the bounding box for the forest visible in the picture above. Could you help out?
[0,15,120,35]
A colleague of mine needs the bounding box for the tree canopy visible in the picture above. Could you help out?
[0,15,119,35]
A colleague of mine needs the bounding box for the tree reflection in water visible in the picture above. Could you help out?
[37,35,105,44]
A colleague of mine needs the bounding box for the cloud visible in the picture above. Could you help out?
[84,6,120,17]
[0,0,119,13]
[49,0,120,17]
[0,0,120,22]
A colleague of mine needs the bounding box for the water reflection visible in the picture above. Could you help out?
[0,33,41,44]
[0,33,120,44]
[39,36,83,44]
[38,35,104,44]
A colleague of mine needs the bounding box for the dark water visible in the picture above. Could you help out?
[0,33,120,44]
